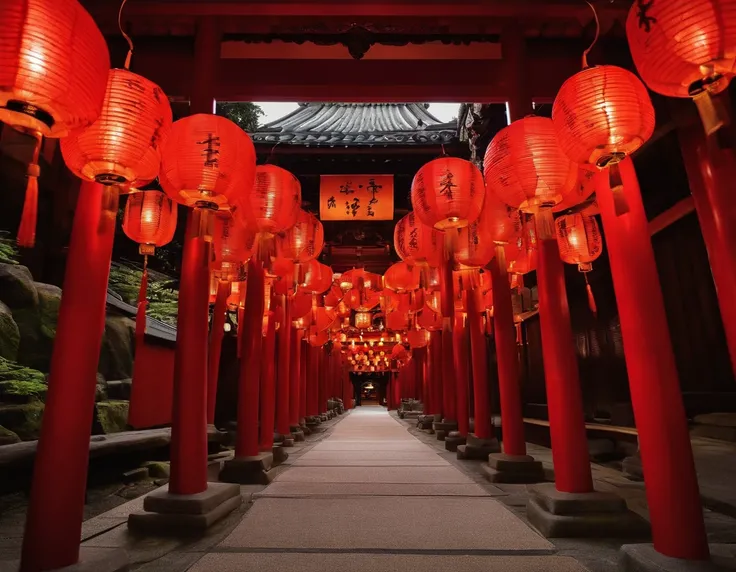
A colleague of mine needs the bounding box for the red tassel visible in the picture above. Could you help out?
[586,281,598,317]
[135,263,149,340]
[17,167,40,248]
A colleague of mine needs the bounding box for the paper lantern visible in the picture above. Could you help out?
[384,262,420,293]
[301,260,333,294]
[0,0,110,246]
[477,192,521,245]
[410,157,485,230]
[346,287,381,311]
[397,290,424,314]
[212,213,256,282]
[417,305,442,331]
[394,212,441,266]
[339,268,382,292]
[61,69,172,187]
[556,213,603,272]
[243,165,301,235]
[291,291,312,320]
[386,311,409,331]
[456,221,495,268]
[484,116,578,212]
[227,280,246,310]
[355,312,372,330]
[276,209,323,262]
[552,65,655,168]
[391,343,409,360]
[553,164,598,213]
[505,220,538,275]
[626,0,736,134]
[407,329,429,349]
[308,330,329,347]
[122,190,177,255]
[311,305,336,332]
[160,114,256,212]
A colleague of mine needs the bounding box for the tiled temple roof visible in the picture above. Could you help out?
[250,103,457,146]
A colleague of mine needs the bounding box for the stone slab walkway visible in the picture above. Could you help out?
[191,407,590,572]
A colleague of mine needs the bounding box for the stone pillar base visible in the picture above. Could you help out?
[299,420,312,436]
[290,425,306,441]
[3,547,130,572]
[444,430,467,452]
[433,420,457,441]
[127,482,241,536]
[219,453,275,485]
[619,543,736,572]
[482,453,546,484]
[457,435,501,460]
[272,444,289,465]
[526,483,650,539]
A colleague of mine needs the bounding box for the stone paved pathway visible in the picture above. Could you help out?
[189,407,590,572]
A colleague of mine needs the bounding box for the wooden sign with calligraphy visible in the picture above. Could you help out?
[320,175,394,221]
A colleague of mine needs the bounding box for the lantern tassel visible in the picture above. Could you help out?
[17,135,42,248]
[135,256,149,340]
[693,90,728,136]
[584,273,597,317]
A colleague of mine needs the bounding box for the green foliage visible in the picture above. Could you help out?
[0,232,19,265]
[0,379,47,397]
[215,102,265,132]
[108,263,179,326]
[0,356,45,384]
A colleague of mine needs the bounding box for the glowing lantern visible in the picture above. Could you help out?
[410,157,485,230]
[505,220,538,276]
[308,330,329,347]
[122,190,177,256]
[324,282,344,308]
[456,221,495,268]
[211,213,255,282]
[291,291,312,320]
[346,288,381,311]
[417,305,442,331]
[556,212,603,315]
[394,212,441,266]
[339,268,382,292]
[626,0,736,134]
[407,329,429,349]
[243,165,301,235]
[552,65,654,169]
[311,305,336,332]
[386,311,409,331]
[391,343,409,361]
[160,114,256,233]
[0,0,110,246]
[276,209,323,262]
[553,165,598,213]
[355,312,372,330]
[477,192,521,245]
[384,262,420,293]
[301,260,334,294]
[61,69,172,189]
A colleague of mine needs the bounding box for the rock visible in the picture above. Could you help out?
[0,401,44,440]
[11,282,61,372]
[142,461,170,478]
[0,301,20,361]
[122,467,149,483]
[0,264,38,309]
[93,400,130,434]
[0,424,21,445]
[95,373,107,402]
[105,378,132,400]
[98,316,135,381]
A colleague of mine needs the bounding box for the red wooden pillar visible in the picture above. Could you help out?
[318,346,326,414]
[490,247,526,454]
[191,17,219,114]
[678,118,736,378]
[468,288,493,439]
[441,323,457,421]
[299,337,308,420]
[259,311,277,451]
[429,330,443,417]
[207,280,230,425]
[535,209,593,494]
[453,313,471,436]
[307,344,319,416]
[275,297,291,436]
[289,327,303,426]
[21,183,118,572]
[596,159,708,560]
[236,260,265,458]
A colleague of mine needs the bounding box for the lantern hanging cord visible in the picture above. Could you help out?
[118,0,134,69]
[582,0,600,69]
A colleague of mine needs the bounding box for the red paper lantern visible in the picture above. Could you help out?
[384,262,421,293]
[484,116,578,212]
[477,192,521,245]
[212,213,256,282]
[346,287,381,311]
[391,343,409,360]
[407,329,429,349]
[355,312,372,330]
[417,305,442,331]
[276,209,323,262]
[301,260,334,294]
[311,305,337,332]
[242,165,301,235]
[227,280,246,310]
[410,157,485,230]
[394,212,441,267]
[556,213,603,272]
[61,69,172,187]
[160,114,256,212]
[553,164,598,213]
[626,0,736,133]
[552,65,655,167]
[456,221,495,268]
[0,0,110,247]
[386,311,409,331]
[291,291,312,320]
[339,268,382,292]
[122,190,177,254]
[505,220,538,275]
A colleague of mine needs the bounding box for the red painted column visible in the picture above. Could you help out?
[429,330,443,417]
[596,159,708,559]
[453,313,470,436]
[307,344,319,416]
[441,324,457,421]
[318,346,327,414]
[289,327,303,426]
[678,121,736,378]
[169,209,212,494]
[275,297,291,436]
[468,288,493,439]
[490,247,526,455]
[191,17,219,114]
[236,260,265,458]
[21,183,118,572]
[300,337,308,420]
[207,280,230,425]
[535,209,593,494]
[259,311,277,451]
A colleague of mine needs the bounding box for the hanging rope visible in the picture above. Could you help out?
[118,0,134,69]
[582,1,600,68]
[135,255,149,340]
